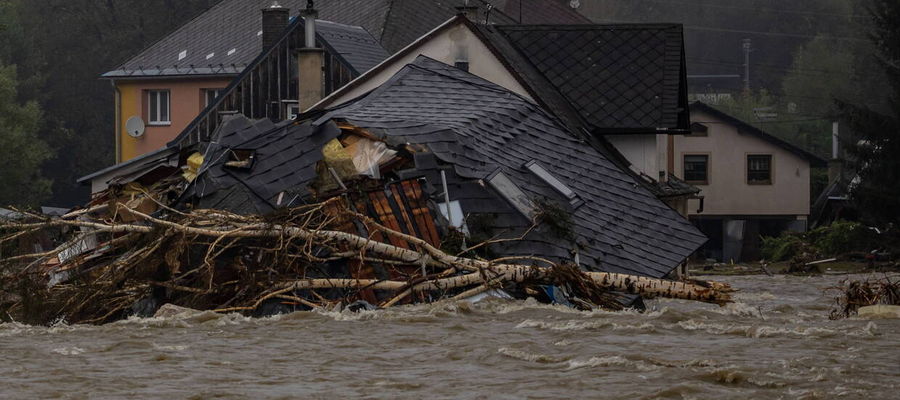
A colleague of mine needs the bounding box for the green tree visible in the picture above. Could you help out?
[836,0,900,225]
[0,64,51,207]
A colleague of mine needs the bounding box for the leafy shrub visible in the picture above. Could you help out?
[812,220,873,255]
[761,233,804,261]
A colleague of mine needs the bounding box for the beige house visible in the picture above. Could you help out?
[676,102,826,261]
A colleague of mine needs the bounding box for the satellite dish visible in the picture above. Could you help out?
[125,116,145,138]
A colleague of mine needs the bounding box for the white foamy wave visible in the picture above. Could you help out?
[516,318,656,333]
[712,302,764,318]
[51,346,85,356]
[673,319,878,338]
[152,343,189,352]
[565,355,658,372]
[497,347,567,363]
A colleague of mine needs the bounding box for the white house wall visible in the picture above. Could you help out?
[675,109,811,216]
[319,21,533,108]
[605,134,659,177]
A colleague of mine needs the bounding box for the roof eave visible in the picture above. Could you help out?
[100,72,241,81]
[591,127,692,135]
[691,101,828,166]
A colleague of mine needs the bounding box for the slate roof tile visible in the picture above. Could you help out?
[187,56,705,279]
[105,0,388,78]
[483,24,691,132]
[318,56,705,277]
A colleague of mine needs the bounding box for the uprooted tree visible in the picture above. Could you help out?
[0,198,733,325]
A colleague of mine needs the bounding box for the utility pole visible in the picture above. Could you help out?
[742,39,752,92]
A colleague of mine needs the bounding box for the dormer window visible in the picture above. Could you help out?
[148,90,171,125]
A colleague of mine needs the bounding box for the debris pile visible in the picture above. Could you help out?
[828,276,900,319]
[0,198,732,324]
[2,58,735,324]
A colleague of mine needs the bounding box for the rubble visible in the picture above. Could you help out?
[0,57,733,325]
[0,196,733,325]
[828,276,900,319]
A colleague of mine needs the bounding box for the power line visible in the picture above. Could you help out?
[687,58,850,76]
[693,118,830,124]
[634,0,872,19]
[590,18,871,42]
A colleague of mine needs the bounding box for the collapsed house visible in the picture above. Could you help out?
[0,57,724,324]
[193,56,707,279]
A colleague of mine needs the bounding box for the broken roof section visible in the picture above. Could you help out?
[476,24,691,134]
[102,0,389,78]
[189,56,706,278]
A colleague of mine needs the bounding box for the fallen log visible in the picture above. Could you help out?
[49,204,736,305]
[0,201,734,324]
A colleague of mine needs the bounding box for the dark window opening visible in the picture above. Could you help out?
[747,154,772,184]
[204,88,225,107]
[683,154,709,184]
[225,149,256,170]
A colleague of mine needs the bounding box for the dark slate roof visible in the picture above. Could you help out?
[185,116,339,214]
[691,102,828,167]
[315,56,705,277]
[489,0,593,25]
[103,0,388,78]
[476,24,691,133]
[312,0,587,53]
[188,56,705,278]
[105,0,587,78]
[316,20,389,74]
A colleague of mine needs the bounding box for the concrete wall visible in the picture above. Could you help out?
[319,20,533,108]
[675,109,811,216]
[116,77,232,161]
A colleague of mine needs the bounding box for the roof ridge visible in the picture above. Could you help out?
[496,23,683,30]
[691,101,827,165]
[377,0,399,40]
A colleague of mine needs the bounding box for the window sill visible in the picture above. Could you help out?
[148,122,172,127]
[747,181,773,185]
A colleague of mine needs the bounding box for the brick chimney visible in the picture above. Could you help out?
[261,1,290,49]
[297,3,324,111]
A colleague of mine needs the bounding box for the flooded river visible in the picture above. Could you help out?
[1,273,898,399]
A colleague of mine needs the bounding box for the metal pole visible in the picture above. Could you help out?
[441,170,453,226]
[832,121,839,159]
[742,39,752,91]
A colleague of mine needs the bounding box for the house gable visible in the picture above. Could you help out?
[675,107,819,217]
[315,17,534,108]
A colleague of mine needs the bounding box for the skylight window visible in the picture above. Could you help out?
[206,52,215,60]
[487,169,535,218]
[525,160,582,207]
[227,48,237,56]
[178,50,187,60]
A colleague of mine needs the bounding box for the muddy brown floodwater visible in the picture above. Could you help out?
[1,273,898,399]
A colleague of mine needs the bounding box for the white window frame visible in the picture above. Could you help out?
[147,90,171,125]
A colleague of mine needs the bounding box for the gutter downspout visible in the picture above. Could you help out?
[111,79,122,163]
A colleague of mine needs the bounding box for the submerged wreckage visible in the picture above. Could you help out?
[1,57,732,324]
